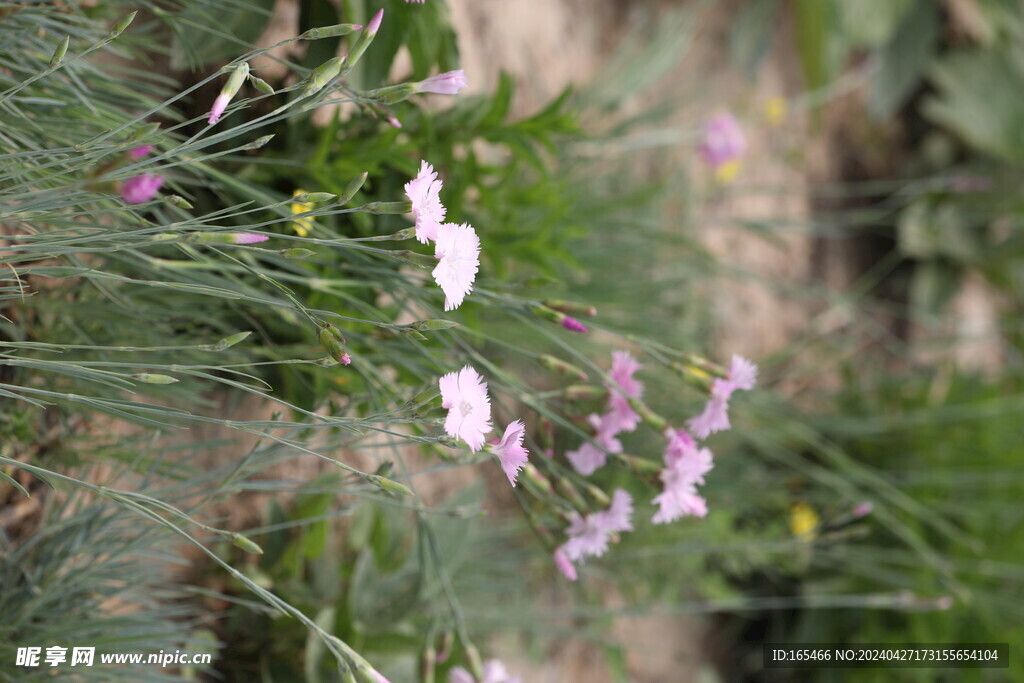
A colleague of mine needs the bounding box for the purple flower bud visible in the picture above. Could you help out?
[366,8,384,36]
[340,353,351,365]
[208,93,230,125]
[852,501,874,518]
[120,174,164,204]
[415,69,467,95]
[561,316,588,333]
[128,145,154,160]
[230,233,269,245]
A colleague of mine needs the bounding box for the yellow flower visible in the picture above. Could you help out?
[764,96,787,126]
[291,189,314,237]
[714,159,742,184]
[790,502,819,541]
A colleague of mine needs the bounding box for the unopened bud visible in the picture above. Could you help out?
[367,474,413,497]
[318,324,351,364]
[343,10,383,70]
[464,644,486,680]
[365,83,418,105]
[339,172,369,204]
[109,10,137,38]
[163,195,193,209]
[292,191,336,204]
[542,299,597,318]
[538,354,588,381]
[242,134,275,150]
[249,75,275,95]
[410,319,459,331]
[628,398,667,431]
[563,385,606,401]
[213,331,252,351]
[131,373,178,384]
[281,248,315,259]
[231,533,264,555]
[531,304,587,332]
[50,36,69,66]
[299,23,364,40]
[303,56,345,96]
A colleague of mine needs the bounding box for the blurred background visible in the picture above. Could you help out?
[2,0,1023,681]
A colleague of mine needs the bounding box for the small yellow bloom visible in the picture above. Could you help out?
[764,96,787,126]
[714,159,742,184]
[790,502,819,541]
[291,189,314,237]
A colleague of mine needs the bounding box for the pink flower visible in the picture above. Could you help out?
[208,93,230,125]
[416,70,467,96]
[561,316,588,333]
[566,413,622,476]
[687,354,757,439]
[604,350,643,433]
[404,160,446,243]
[652,429,714,524]
[558,489,633,562]
[699,112,746,167]
[120,174,164,204]
[432,222,480,311]
[128,145,154,160]
[366,8,384,36]
[490,420,529,486]
[439,365,492,452]
[728,354,758,390]
[230,232,269,244]
[553,548,577,581]
[449,660,521,683]
[852,501,874,518]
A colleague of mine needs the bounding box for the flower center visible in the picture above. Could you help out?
[458,400,474,417]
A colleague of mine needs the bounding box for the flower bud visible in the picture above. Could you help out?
[318,324,351,364]
[163,195,193,209]
[242,134,275,150]
[50,36,69,66]
[343,10,383,70]
[562,385,606,401]
[108,10,137,38]
[231,533,264,555]
[538,354,588,381]
[212,331,252,351]
[292,191,336,203]
[542,299,597,317]
[303,55,345,96]
[248,74,275,95]
[367,474,413,497]
[281,248,315,259]
[409,319,459,331]
[628,398,667,431]
[299,23,364,40]
[339,172,369,204]
[209,62,250,125]
[364,83,417,105]
[131,373,178,384]
[414,70,467,95]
